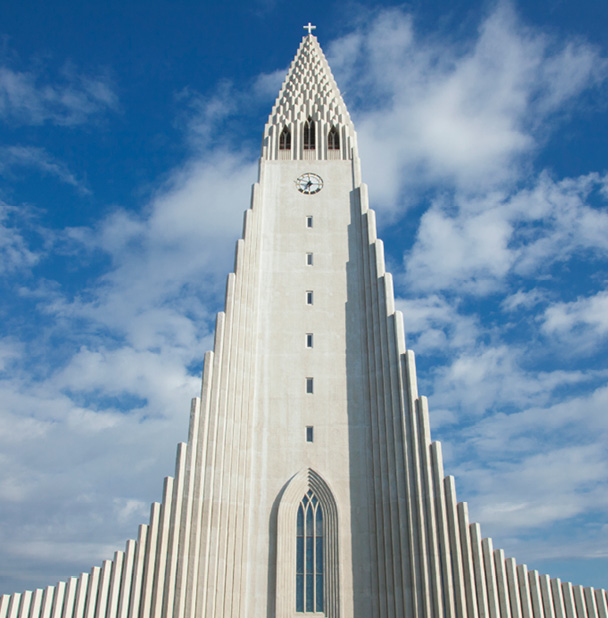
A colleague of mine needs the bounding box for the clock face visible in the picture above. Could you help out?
[295,173,323,195]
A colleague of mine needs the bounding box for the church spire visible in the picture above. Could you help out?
[262,34,357,161]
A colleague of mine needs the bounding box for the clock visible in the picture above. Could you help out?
[295,173,323,195]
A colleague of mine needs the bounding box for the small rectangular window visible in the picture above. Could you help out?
[306,426,314,442]
[306,291,313,305]
[306,252,313,266]
[306,378,314,394]
[306,333,313,348]
[306,216,313,228]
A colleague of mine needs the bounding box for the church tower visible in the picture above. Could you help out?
[2,28,608,618]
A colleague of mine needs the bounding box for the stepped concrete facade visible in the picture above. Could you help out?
[2,32,607,618]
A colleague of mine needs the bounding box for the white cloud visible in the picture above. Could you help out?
[0,63,118,126]
[402,172,608,294]
[542,291,608,349]
[328,4,606,208]
[0,202,39,274]
[0,146,89,194]
[396,294,481,353]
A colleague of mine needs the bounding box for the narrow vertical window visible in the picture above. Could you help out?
[296,490,324,613]
[306,333,313,348]
[306,252,313,266]
[306,216,313,228]
[306,426,314,442]
[303,117,316,150]
[279,126,291,150]
[306,378,314,394]
[328,125,340,150]
[306,291,313,305]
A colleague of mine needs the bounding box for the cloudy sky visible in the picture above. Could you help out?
[1,0,608,595]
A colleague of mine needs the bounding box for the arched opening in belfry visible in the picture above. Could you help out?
[303,117,316,150]
[279,126,291,150]
[327,126,339,151]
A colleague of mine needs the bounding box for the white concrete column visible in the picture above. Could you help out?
[505,558,522,618]
[73,574,89,618]
[50,582,66,618]
[127,526,148,618]
[457,503,479,618]
[28,589,44,618]
[560,582,577,618]
[493,550,512,618]
[572,586,587,617]
[0,595,10,618]
[16,591,31,618]
[60,578,77,618]
[584,588,599,618]
[551,579,566,618]
[482,538,500,618]
[6,593,21,618]
[40,587,55,618]
[540,575,556,618]
[106,552,124,618]
[594,589,608,618]
[117,541,136,618]
[95,561,112,618]
[83,568,100,618]
[528,570,545,618]
[516,565,533,618]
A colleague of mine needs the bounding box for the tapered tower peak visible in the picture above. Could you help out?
[262,34,357,160]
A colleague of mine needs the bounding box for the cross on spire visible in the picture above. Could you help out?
[303,22,316,36]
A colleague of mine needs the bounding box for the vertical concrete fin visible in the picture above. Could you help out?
[444,477,467,618]
[151,478,174,618]
[405,349,419,402]
[29,590,45,618]
[139,503,161,618]
[470,524,489,618]
[17,591,32,618]
[585,588,599,618]
[551,579,567,618]
[7,594,22,618]
[505,559,522,618]
[457,503,479,618]
[431,442,456,618]
[528,571,545,618]
[106,553,124,618]
[0,595,11,618]
[494,550,512,618]
[573,585,588,618]
[50,582,66,618]
[516,565,533,618]
[94,561,111,618]
[594,589,608,618]
[540,575,557,618]
[127,526,148,618]
[415,398,443,618]
[41,588,55,618]
[482,538,500,618]
[83,568,100,618]
[117,541,136,618]
[366,209,377,244]
[561,582,577,618]
[162,444,187,618]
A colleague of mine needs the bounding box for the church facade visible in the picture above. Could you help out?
[1,31,607,618]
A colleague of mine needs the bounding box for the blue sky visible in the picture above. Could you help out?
[1,0,608,595]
